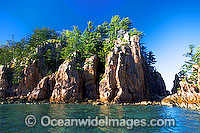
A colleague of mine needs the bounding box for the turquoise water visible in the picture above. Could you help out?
[0,104,200,132]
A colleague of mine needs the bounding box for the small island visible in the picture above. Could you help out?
[0,16,168,105]
[0,16,200,111]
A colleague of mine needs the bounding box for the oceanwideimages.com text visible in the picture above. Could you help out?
[25,115,176,129]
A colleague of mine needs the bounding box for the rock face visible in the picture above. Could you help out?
[83,55,99,99]
[171,74,180,94]
[17,42,62,97]
[0,66,8,98]
[49,55,99,103]
[153,72,167,96]
[142,59,167,99]
[28,74,55,101]
[99,35,166,102]
[17,61,42,95]
[1,35,167,104]
[50,59,83,103]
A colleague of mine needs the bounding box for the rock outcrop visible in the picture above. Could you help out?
[171,74,180,94]
[162,89,200,110]
[163,65,200,111]
[50,59,83,103]
[28,74,55,101]
[99,35,167,102]
[142,59,167,100]
[0,35,167,104]
[17,42,62,96]
[50,55,100,103]
[17,61,42,95]
[83,55,99,99]
[0,66,8,98]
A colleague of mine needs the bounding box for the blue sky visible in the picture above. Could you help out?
[1,0,200,91]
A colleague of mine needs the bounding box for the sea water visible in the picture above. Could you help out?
[0,104,200,132]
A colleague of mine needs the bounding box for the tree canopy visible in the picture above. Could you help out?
[179,45,200,85]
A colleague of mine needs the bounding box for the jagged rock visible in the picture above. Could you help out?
[28,74,55,101]
[171,74,180,94]
[163,83,200,110]
[83,55,99,99]
[16,42,63,97]
[154,72,167,96]
[50,58,83,103]
[99,44,145,102]
[17,61,42,95]
[99,35,166,102]
[2,35,167,104]
[0,66,8,98]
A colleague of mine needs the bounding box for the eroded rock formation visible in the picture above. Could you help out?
[163,85,200,110]
[171,74,180,94]
[17,61,42,95]
[50,59,83,103]
[0,66,8,98]
[99,35,167,102]
[1,35,167,104]
[28,74,55,101]
[83,55,99,99]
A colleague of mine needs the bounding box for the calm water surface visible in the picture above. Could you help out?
[0,104,200,132]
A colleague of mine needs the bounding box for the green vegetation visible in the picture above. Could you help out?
[60,15,145,63]
[141,45,157,70]
[178,44,200,88]
[0,27,58,84]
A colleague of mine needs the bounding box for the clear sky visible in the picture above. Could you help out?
[1,0,200,91]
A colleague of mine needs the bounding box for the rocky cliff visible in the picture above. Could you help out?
[83,55,99,99]
[0,66,8,98]
[49,55,99,103]
[171,74,180,94]
[99,35,167,102]
[0,35,167,103]
[50,59,83,103]
[17,60,42,96]
[28,74,55,101]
